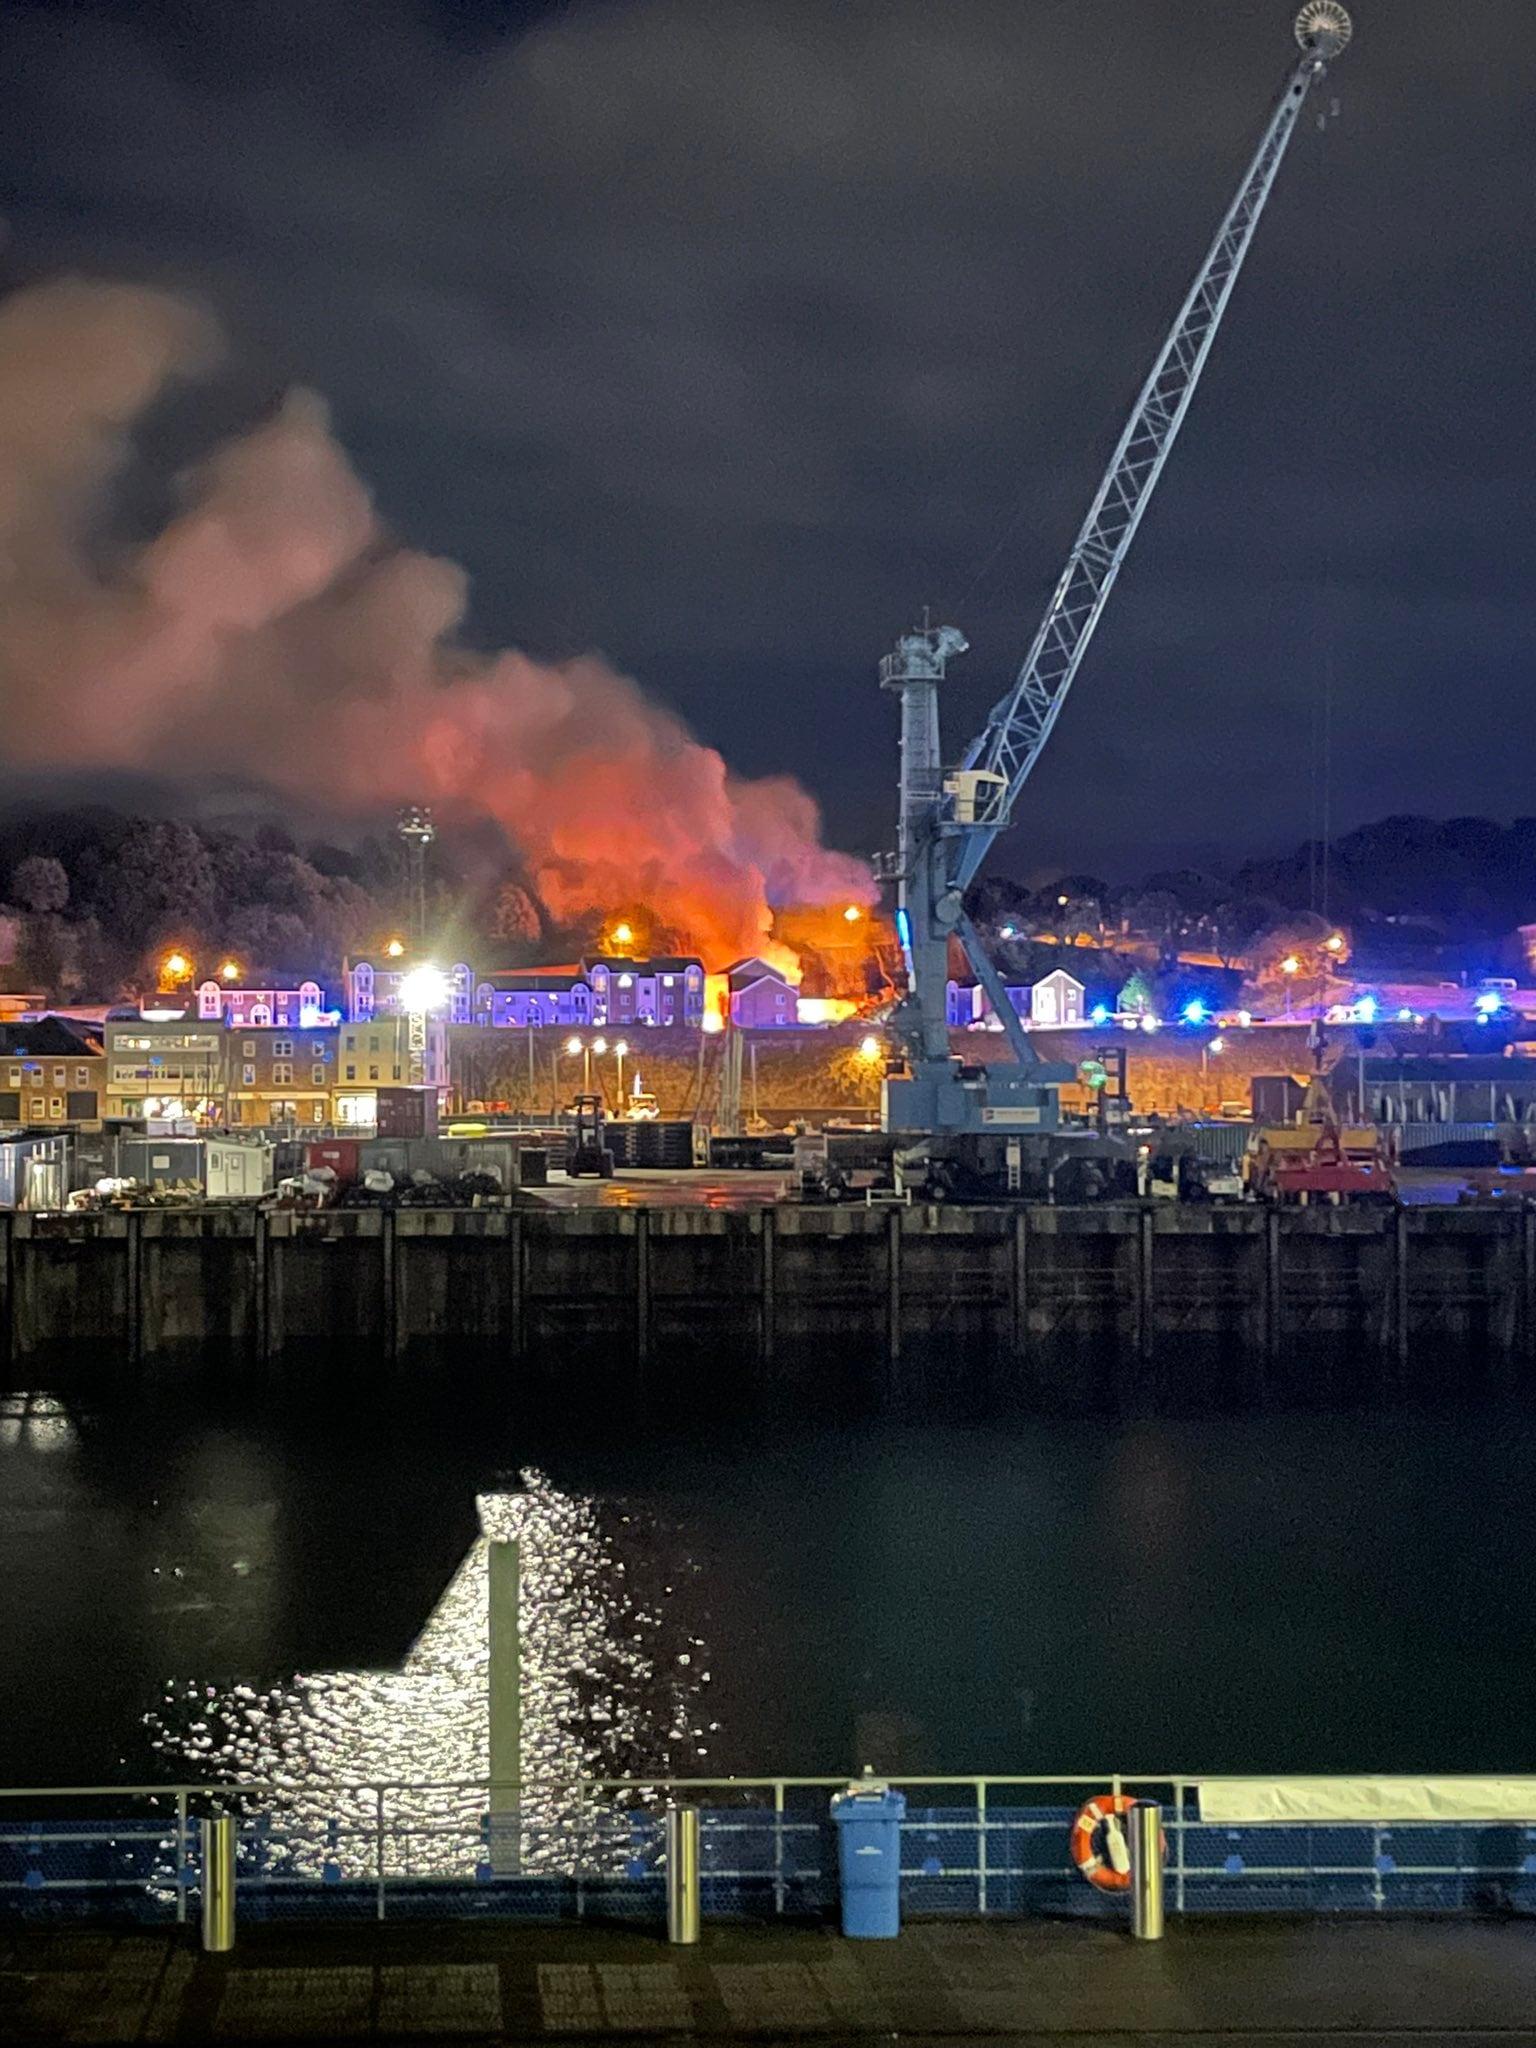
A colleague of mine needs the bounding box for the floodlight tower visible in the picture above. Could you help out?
[397,805,436,949]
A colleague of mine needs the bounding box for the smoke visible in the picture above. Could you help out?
[0,277,874,971]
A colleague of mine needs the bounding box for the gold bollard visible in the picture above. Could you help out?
[200,1815,236,1952]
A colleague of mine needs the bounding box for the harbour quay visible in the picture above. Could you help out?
[1,1201,1532,1396]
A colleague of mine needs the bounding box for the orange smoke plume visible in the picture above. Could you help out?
[0,278,875,967]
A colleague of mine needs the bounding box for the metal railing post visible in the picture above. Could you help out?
[200,1814,236,1952]
[665,1805,701,1944]
[976,1779,988,1915]
[175,1791,189,1926]
[1129,1801,1164,1941]
[1174,1778,1186,1916]
[375,1786,387,1922]
[773,1781,785,1917]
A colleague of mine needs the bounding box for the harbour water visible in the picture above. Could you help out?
[3,1357,1535,1793]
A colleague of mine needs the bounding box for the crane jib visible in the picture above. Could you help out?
[950,35,1341,895]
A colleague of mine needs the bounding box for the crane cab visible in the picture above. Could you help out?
[943,770,1008,827]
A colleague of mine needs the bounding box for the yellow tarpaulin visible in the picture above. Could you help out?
[1198,1779,1536,1825]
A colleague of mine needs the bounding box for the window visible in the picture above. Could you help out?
[242,1064,256,1086]
[311,1040,326,1058]
[392,1065,401,1081]
[6,1067,18,1086]
[368,1065,379,1081]
[310,1102,325,1124]
[273,1038,293,1058]
[49,1096,64,1118]
[272,1062,293,1085]
[75,1066,88,1087]
[243,1040,256,1058]
[52,1066,66,1086]
[29,1098,45,1119]
[368,1034,380,1053]
[311,1064,326,1085]
[345,1064,356,1080]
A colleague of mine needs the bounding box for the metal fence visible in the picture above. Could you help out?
[5,1775,1536,1927]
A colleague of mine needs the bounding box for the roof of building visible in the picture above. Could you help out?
[725,956,790,985]
[583,956,702,975]
[474,971,589,993]
[0,1016,104,1058]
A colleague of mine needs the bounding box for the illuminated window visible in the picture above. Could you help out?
[662,976,674,987]
[75,1066,88,1086]
[369,1065,379,1081]
[49,1096,63,1118]
[6,1068,17,1086]
[619,974,633,988]
[242,1064,255,1086]
[311,1102,325,1123]
[28,1098,44,1119]
[52,1066,65,1086]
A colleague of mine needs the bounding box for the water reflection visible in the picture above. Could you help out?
[0,1391,77,1453]
[146,1472,716,1874]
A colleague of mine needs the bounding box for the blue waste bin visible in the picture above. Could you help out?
[830,1783,906,1937]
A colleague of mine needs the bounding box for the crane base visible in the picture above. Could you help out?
[882,1060,1072,1137]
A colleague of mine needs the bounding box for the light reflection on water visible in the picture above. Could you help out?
[0,1391,77,1453]
[145,1472,717,1875]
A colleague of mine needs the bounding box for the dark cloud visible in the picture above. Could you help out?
[1,0,1531,876]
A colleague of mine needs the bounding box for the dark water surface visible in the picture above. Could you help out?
[3,1361,1535,1790]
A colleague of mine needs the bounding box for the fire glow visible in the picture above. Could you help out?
[0,278,876,975]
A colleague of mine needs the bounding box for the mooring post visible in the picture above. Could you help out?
[887,1207,902,1362]
[760,1207,776,1365]
[253,1210,272,1364]
[635,1211,651,1370]
[381,1209,402,1362]
[1393,1207,1410,1371]
[1264,1207,1282,1365]
[509,1209,525,1362]
[1012,1207,1030,1358]
[124,1210,143,1368]
[488,1537,521,1870]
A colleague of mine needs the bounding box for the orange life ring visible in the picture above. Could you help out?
[1069,1794,1165,1892]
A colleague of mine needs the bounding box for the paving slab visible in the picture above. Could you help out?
[1,1915,1535,2043]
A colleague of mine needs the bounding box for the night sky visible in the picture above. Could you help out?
[1,0,1531,879]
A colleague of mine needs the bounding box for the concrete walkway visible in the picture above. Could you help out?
[4,1916,1536,2044]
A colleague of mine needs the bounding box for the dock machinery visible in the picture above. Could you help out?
[878,4,1353,1171]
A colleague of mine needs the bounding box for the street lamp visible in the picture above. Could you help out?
[163,951,191,983]
[614,1039,629,1105]
[219,959,240,983]
[1281,953,1299,1017]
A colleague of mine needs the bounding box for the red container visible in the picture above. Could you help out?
[305,1139,361,1183]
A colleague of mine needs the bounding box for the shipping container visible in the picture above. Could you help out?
[305,1139,362,1183]
[375,1088,439,1139]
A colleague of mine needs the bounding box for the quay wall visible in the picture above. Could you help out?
[0,1204,1531,1402]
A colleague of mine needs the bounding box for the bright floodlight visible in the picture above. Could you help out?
[220,959,240,982]
[564,1035,582,1055]
[860,1035,881,1061]
[592,1037,608,1054]
[843,905,862,923]
[399,965,449,1013]
[615,1040,628,1056]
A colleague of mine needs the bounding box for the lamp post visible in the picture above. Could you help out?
[614,1039,629,1108]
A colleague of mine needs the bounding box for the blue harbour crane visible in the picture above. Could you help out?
[878,3,1353,1142]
